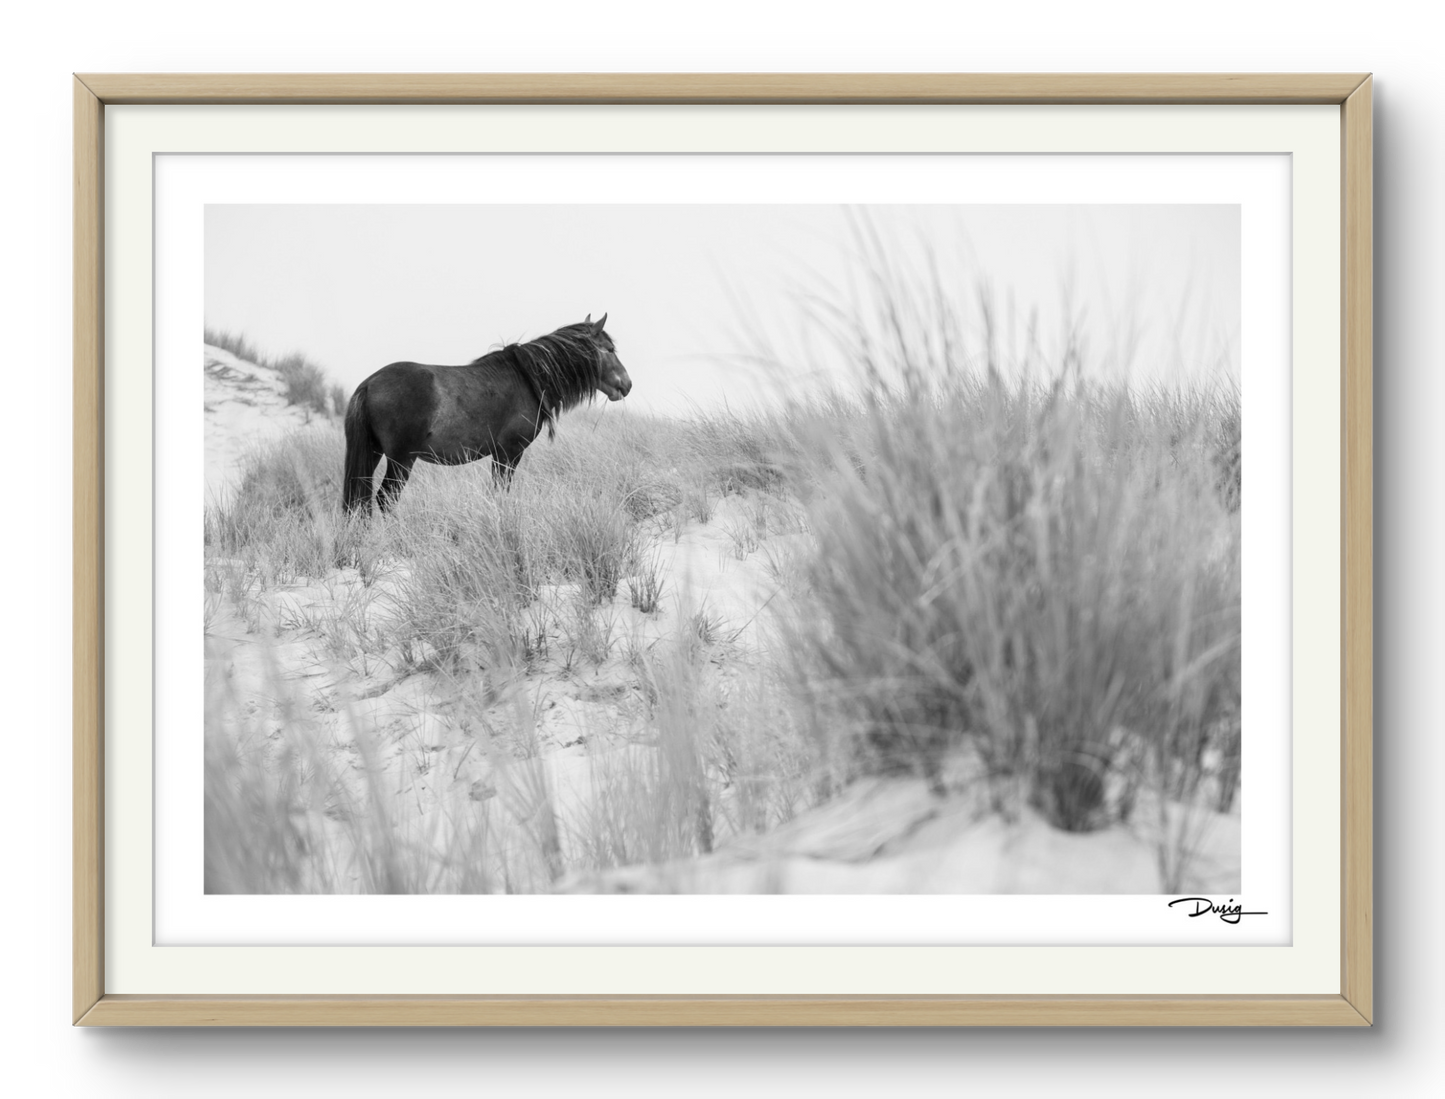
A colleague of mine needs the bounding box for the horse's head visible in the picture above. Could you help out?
[586,313,632,401]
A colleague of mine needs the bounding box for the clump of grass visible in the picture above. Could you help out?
[564,597,617,666]
[707,667,814,837]
[572,641,716,868]
[692,412,789,495]
[622,476,684,522]
[399,495,540,674]
[551,495,638,606]
[204,326,264,366]
[570,634,820,877]
[627,552,666,614]
[205,430,347,585]
[745,494,776,536]
[687,604,724,653]
[792,368,1240,834]
[516,606,553,671]
[685,484,715,525]
[274,351,333,418]
[736,215,1245,844]
[723,519,760,560]
[761,539,813,596]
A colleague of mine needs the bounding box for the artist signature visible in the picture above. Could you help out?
[1167,897,1269,925]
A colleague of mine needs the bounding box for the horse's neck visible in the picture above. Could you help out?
[504,345,553,413]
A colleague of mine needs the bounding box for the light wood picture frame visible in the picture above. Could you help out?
[73,72,1373,1027]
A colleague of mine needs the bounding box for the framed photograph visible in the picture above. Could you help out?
[73,73,1372,1026]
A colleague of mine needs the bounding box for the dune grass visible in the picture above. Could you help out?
[204,249,1241,892]
[791,373,1240,835]
[204,367,1239,892]
[203,399,813,893]
[205,325,340,418]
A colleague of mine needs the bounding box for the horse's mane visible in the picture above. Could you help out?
[475,322,611,440]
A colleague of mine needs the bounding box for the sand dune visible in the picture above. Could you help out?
[204,344,1240,897]
[205,344,322,503]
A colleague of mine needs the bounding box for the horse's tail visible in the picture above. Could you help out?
[342,384,379,514]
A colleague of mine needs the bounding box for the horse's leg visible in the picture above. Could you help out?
[377,456,414,513]
[348,448,382,515]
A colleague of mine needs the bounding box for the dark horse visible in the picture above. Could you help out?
[342,314,632,514]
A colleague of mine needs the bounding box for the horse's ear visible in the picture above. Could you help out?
[584,313,592,324]
[594,312,608,331]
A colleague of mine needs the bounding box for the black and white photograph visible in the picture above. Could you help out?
[201,201,1244,897]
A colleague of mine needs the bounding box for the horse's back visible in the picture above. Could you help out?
[362,361,441,394]
[359,358,530,464]
[362,360,439,396]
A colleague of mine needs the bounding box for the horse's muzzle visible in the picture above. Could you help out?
[601,373,632,401]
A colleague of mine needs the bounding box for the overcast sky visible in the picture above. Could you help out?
[205,204,1239,418]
